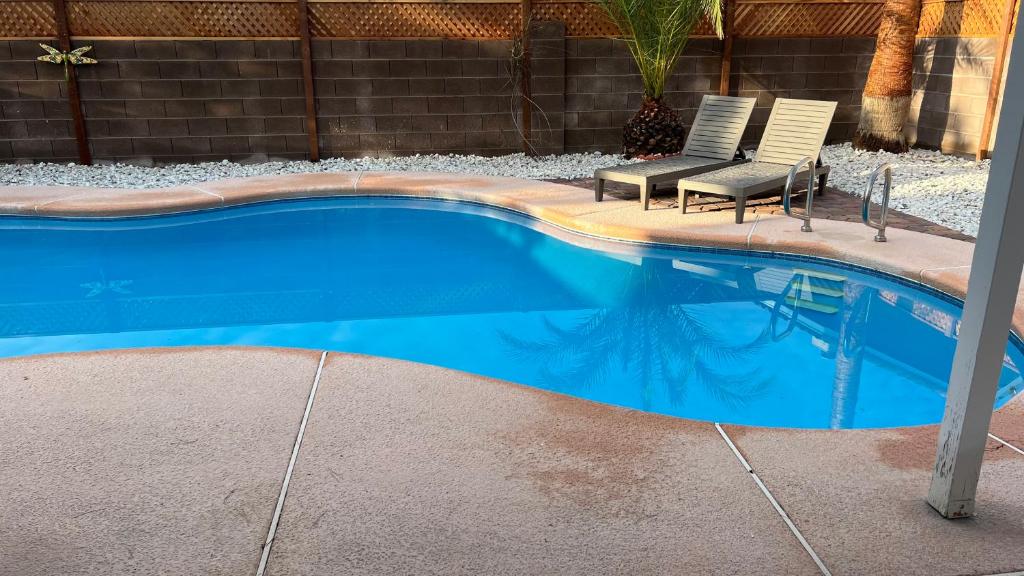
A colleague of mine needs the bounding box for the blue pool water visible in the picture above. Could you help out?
[1,197,1020,429]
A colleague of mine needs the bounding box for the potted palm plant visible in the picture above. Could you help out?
[593,0,723,157]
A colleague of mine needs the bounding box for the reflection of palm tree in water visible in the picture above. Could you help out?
[501,261,771,411]
[830,284,875,429]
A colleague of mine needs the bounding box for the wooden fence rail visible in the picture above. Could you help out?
[0,0,1016,39]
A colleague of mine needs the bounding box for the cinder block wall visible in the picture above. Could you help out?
[0,29,1003,163]
[1,39,311,163]
[908,37,998,154]
[312,38,525,158]
[0,37,529,163]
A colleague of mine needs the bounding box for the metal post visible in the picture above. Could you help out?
[928,31,1024,519]
[297,0,319,162]
[52,0,91,165]
[719,0,735,96]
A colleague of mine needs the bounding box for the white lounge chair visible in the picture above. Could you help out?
[594,95,757,210]
[677,98,838,224]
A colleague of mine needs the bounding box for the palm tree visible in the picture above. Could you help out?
[592,0,724,157]
[852,0,922,153]
[501,262,770,412]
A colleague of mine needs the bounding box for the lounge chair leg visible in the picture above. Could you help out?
[595,178,605,202]
[817,172,828,196]
[642,183,654,211]
[680,188,690,214]
[735,197,746,224]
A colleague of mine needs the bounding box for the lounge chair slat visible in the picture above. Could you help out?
[699,111,748,120]
[688,141,736,152]
[695,120,746,129]
[689,145,736,152]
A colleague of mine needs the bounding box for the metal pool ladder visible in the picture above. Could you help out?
[783,156,816,232]
[862,163,893,242]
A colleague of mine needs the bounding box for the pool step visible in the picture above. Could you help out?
[786,269,847,314]
[785,295,840,314]
[793,268,846,283]
[789,277,844,297]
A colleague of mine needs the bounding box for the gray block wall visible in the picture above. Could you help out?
[0,28,1002,164]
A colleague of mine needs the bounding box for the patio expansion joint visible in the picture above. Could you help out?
[352,170,366,194]
[714,423,832,576]
[184,184,224,202]
[919,264,971,274]
[255,350,328,576]
[746,214,760,249]
[988,433,1024,457]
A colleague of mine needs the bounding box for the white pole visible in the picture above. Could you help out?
[927,31,1024,518]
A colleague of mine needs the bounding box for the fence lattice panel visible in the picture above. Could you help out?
[735,1,885,37]
[0,1,56,37]
[919,0,1016,36]
[66,1,298,37]
[309,2,519,38]
[0,0,1013,38]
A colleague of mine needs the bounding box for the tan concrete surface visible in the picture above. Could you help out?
[37,186,223,217]
[0,347,321,576]
[3,173,1024,575]
[722,423,1024,576]
[748,213,977,287]
[991,395,1024,451]
[264,353,821,576]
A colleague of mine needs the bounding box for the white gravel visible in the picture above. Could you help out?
[0,144,990,236]
[821,143,988,237]
[0,152,639,189]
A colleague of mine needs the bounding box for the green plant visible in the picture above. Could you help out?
[592,0,724,157]
[37,44,97,81]
[594,0,723,100]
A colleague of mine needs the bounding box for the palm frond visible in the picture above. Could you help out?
[591,0,723,99]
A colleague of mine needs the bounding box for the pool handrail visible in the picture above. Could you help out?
[862,163,893,243]
[783,155,816,232]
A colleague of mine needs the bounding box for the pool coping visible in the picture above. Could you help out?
[0,170,1018,336]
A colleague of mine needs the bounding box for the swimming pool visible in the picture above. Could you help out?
[1,196,1020,429]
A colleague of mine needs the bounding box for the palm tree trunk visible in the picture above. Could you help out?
[852,0,922,153]
[830,285,871,429]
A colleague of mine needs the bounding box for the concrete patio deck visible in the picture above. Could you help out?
[1,347,1022,575]
[1,172,1023,574]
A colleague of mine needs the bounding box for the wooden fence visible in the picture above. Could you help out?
[0,0,1016,39]
[2,0,1017,165]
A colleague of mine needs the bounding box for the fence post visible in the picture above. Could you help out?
[52,0,91,165]
[719,0,735,96]
[297,0,320,161]
[976,0,1017,160]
